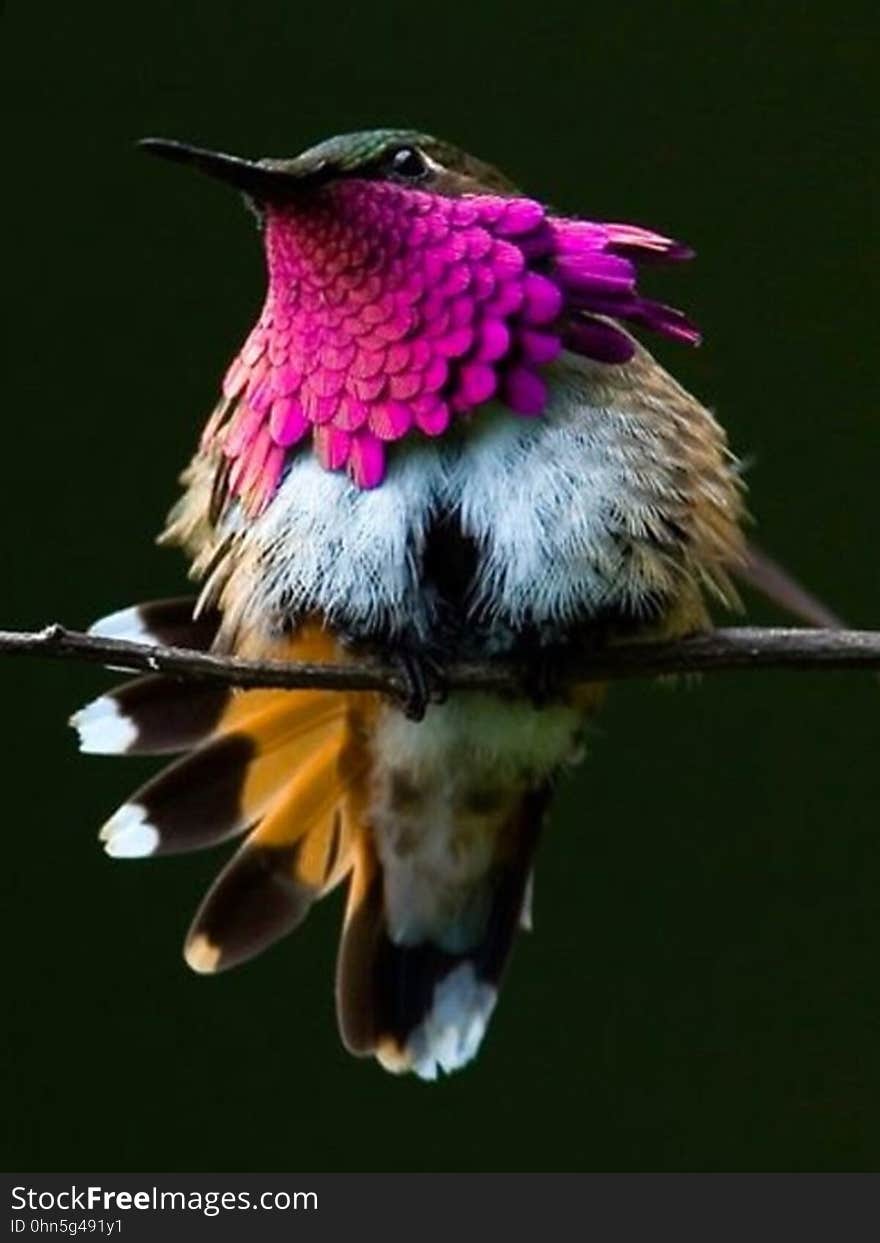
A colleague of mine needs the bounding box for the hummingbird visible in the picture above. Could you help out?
[70,129,837,1080]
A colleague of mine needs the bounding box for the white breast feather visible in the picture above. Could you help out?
[243,450,445,637]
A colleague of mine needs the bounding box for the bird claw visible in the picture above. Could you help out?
[387,649,448,721]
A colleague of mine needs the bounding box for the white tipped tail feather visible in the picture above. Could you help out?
[70,696,138,755]
[99,803,160,858]
[403,965,498,1081]
[87,606,150,645]
[333,694,583,1078]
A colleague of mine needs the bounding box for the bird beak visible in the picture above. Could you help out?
[137,138,330,200]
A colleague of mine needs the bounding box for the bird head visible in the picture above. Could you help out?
[142,129,699,510]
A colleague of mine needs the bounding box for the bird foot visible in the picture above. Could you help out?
[386,649,448,721]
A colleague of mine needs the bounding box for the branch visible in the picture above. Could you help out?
[0,624,877,697]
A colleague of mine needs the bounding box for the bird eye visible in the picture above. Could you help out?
[387,146,429,181]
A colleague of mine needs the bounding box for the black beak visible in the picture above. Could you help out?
[138,138,330,200]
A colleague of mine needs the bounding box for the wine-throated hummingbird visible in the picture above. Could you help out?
[71,129,837,1080]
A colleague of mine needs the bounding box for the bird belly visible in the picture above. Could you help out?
[369,691,583,948]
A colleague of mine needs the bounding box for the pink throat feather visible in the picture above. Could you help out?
[211,179,699,512]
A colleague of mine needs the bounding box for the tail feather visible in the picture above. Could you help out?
[71,676,231,756]
[71,661,337,758]
[73,601,557,1080]
[336,787,547,1080]
[87,596,221,650]
[335,834,383,1059]
[736,542,844,629]
[96,693,344,857]
[184,835,319,975]
[183,722,371,973]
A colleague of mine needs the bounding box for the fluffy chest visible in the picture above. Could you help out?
[225,354,679,645]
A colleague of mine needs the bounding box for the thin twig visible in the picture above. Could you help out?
[0,624,877,697]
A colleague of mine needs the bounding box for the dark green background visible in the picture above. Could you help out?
[3,1,877,1172]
